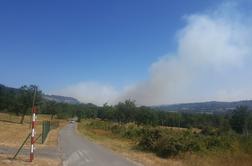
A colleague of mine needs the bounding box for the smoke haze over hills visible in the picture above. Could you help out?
[55,3,252,106]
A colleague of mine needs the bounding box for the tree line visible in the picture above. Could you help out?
[79,100,252,136]
[1,84,252,136]
[0,85,42,123]
[0,84,97,123]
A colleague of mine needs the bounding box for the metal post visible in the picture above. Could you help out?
[30,107,36,162]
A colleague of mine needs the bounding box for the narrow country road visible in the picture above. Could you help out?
[59,122,138,166]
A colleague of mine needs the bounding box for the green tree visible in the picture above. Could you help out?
[98,103,116,121]
[18,85,42,124]
[135,106,158,126]
[82,103,98,119]
[46,101,57,120]
[230,106,250,135]
[115,100,136,123]
[76,110,82,122]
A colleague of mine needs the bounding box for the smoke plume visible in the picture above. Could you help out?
[55,3,252,106]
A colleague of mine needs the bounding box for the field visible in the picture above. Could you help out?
[0,113,65,166]
[0,113,65,148]
[78,119,252,166]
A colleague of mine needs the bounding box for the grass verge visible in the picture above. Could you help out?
[77,119,252,166]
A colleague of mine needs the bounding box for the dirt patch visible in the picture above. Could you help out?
[0,154,60,166]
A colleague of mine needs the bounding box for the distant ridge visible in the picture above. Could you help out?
[153,100,252,113]
[0,83,80,104]
[43,95,80,104]
[0,83,19,92]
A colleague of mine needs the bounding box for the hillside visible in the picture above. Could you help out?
[154,100,252,113]
[0,84,80,104]
[43,94,80,104]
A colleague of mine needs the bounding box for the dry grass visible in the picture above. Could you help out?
[78,119,252,166]
[0,119,42,148]
[0,154,60,166]
[0,113,67,166]
[160,126,200,133]
[183,152,252,166]
[0,113,51,124]
[0,113,66,148]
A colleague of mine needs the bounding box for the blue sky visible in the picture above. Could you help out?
[1,0,252,105]
[0,0,219,90]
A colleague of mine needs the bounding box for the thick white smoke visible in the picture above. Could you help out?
[54,3,252,106]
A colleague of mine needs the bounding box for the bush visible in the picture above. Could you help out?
[137,127,234,158]
[111,124,124,135]
[87,120,113,130]
[155,134,183,157]
[138,127,163,151]
[84,119,240,158]
[122,123,143,139]
[200,126,218,136]
[154,130,203,157]
[239,136,252,154]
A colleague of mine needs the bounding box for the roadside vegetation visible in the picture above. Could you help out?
[78,119,252,166]
[1,84,252,165]
[77,100,252,166]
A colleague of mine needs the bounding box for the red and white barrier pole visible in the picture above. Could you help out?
[30,106,36,162]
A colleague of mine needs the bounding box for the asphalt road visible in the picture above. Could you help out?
[59,122,138,166]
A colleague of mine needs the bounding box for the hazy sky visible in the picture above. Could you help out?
[1,0,252,105]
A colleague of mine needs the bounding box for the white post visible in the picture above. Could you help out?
[30,107,36,162]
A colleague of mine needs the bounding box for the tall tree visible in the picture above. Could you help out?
[76,110,82,122]
[135,106,158,126]
[18,85,42,124]
[46,101,57,120]
[115,100,136,123]
[230,106,250,135]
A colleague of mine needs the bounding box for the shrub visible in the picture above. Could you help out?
[111,124,123,135]
[85,119,239,158]
[122,123,143,139]
[155,134,183,157]
[87,120,113,130]
[154,130,203,157]
[200,126,218,136]
[239,135,252,154]
[138,127,163,151]
[137,127,235,158]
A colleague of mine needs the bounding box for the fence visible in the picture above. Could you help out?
[41,120,59,144]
